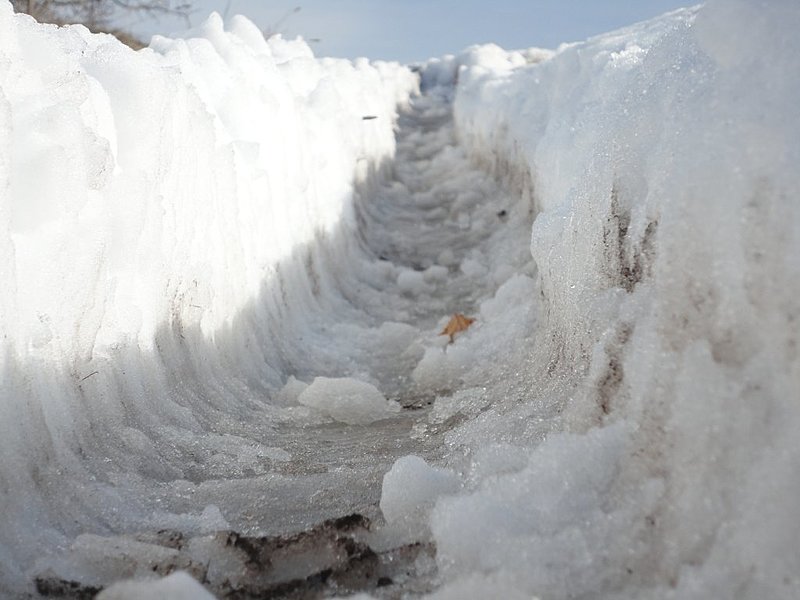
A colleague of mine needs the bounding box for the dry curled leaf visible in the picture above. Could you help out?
[440,313,475,343]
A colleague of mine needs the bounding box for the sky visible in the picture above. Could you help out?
[128,1,694,64]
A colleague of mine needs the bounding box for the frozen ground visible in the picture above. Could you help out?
[1,0,800,598]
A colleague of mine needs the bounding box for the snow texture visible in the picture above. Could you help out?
[1,0,800,598]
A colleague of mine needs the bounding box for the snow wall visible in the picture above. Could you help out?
[1,0,800,598]
[0,3,418,592]
[415,2,799,598]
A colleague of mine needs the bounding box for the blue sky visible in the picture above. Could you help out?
[130,1,694,64]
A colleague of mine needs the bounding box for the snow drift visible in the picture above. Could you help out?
[1,0,799,598]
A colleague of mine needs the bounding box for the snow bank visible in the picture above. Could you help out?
[400,1,800,597]
[0,3,417,593]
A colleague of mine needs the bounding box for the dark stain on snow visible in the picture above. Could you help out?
[604,182,658,293]
[34,577,102,599]
[597,323,632,416]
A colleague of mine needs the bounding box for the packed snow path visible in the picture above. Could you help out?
[31,87,537,598]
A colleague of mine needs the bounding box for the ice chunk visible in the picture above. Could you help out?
[274,375,309,406]
[423,264,449,283]
[459,257,487,279]
[436,248,457,267]
[97,571,215,600]
[380,455,460,525]
[298,377,400,425]
[397,269,431,295]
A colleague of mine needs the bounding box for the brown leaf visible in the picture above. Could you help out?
[440,313,475,343]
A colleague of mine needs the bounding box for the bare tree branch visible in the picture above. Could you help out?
[11,0,194,44]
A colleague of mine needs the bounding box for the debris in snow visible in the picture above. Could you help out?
[440,313,475,342]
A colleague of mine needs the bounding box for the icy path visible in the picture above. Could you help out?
[33,87,537,598]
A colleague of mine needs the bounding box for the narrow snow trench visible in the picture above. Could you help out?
[34,87,539,598]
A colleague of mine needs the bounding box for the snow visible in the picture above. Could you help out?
[1,0,800,598]
[379,455,460,526]
[432,424,637,595]
[396,268,431,296]
[97,571,215,600]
